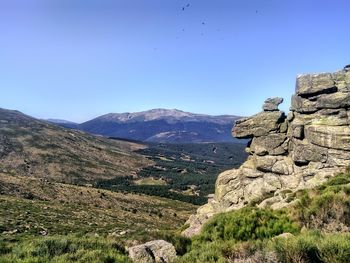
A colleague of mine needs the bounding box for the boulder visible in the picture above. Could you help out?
[233,111,285,138]
[263,97,283,111]
[129,240,177,263]
[250,134,287,156]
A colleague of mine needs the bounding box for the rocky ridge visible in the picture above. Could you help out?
[183,65,350,237]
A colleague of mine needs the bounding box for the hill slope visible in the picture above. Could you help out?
[77,109,241,143]
[0,108,151,185]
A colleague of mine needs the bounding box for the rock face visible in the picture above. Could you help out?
[128,240,177,263]
[182,66,350,237]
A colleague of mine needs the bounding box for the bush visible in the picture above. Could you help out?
[293,173,350,230]
[197,207,300,244]
[0,235,131,263]
[158,232,192,256]
[273,231,350,263]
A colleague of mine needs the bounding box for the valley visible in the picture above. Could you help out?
[96,142,247,205]
[0,107,247,260]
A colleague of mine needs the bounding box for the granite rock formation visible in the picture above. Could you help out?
[183,65,350,237]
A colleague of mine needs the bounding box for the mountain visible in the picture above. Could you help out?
[0,108,151,185]
[46,118,79,129]
[77,109,242,143]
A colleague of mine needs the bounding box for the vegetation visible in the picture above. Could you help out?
[175,171,350,263]
[0,235,131,263]
[0,173,196,245]
[96,142,247,205]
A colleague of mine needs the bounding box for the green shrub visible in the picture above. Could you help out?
[293,173,350,230]
[31,238,75,258]
[197,207,299,244]
[272,232,350,263]
[0,235,131,263]
[317,233,350,263]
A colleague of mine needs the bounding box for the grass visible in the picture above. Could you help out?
[175,171,350,263]
[0,174,196,243]
[0,235,132,263]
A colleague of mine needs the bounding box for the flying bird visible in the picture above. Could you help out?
[182,3,190,11]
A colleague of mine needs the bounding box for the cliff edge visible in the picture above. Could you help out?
[183,65,350,237]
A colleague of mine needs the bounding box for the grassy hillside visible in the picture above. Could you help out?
[0,173,196,262]
[0,108,151,185]
[173,171,350,263]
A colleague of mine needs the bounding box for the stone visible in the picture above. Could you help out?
[183,66,350,238]
[291,139,328,165]
[279,120,289,133]
[232,111,285,138]
[263,97,283,111]
[287,112,294,122]
[316,92,350,109]
[272,158,294,175]
[129,240,177,263]
[290,95,318,113]
[296,73,336,97]
[291,124,304,139]
[253,155,279,173]
[250,134,287,156]
[273,233,294,239]
[305,125,350,150]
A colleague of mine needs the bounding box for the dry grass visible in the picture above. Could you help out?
[0,174,196,242]
[0,108,153,184]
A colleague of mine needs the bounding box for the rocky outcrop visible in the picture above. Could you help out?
[128,240,177,263]
[183,65,350,237]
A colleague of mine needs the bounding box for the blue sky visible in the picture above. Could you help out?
[0,0,349,123]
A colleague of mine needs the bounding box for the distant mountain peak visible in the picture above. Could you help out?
[46,119,77,125]
[97,108,239,124]
[77,108,243,143]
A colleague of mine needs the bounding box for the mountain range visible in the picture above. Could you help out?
[48,109,242,143]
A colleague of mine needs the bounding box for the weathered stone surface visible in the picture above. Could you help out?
[253,155,279,173]
[290,95,318,113]
[263,97,283,111]
[316,92,350,109]
[296,73,336,97]
[291,124,304,139]
[233,111,285,138]
[291,139,328,164]
[305,125,350,150]
[183,66,350,238]
[272,158,294,175]
[310,114,348,126]
[250,134,287,156]
[129,240,177,263]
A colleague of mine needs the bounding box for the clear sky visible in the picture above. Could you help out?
[1,0,350,123]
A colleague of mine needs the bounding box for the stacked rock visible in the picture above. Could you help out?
[182,65,350,237]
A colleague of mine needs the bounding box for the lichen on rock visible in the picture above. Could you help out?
[182,65,350,237]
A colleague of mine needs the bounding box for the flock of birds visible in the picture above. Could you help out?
[178,3,259,37]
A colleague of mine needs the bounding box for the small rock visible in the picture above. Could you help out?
[263,97,284,111]
[129,240,177,263]
[273,232,294,240]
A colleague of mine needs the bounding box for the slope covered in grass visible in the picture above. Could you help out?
[174,171,350,263]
